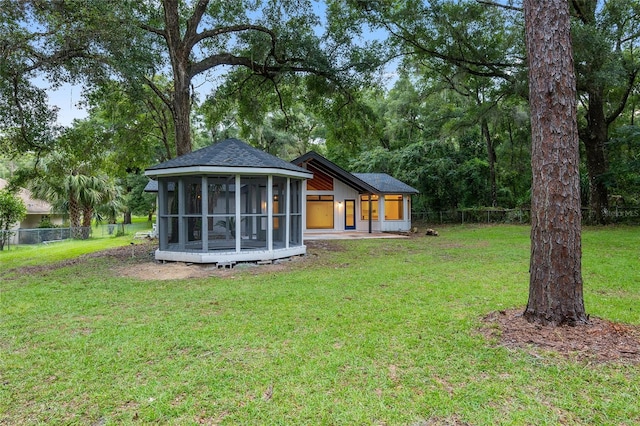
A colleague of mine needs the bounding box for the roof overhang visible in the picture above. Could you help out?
[145,166,313,180]
[291,152,378,194]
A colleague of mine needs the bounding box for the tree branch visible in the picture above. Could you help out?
[606,67,639,126]
[143,77,173,113]
[184,0,209,47]
[476,0,522,12]
[191,24,277,48]
[138,23,167,39]
[383,21,515,81]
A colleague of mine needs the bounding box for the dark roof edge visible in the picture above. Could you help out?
[291,151,379,194]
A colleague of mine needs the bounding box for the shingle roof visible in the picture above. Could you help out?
[0,178,53,214]
[291,151,378,193]
[353,173,419,194]
[292,151,419,195]
[146,138,310,175]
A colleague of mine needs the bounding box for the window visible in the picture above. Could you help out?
[384,195,403,220]
[306,195,334,229]
[360,194,379,220]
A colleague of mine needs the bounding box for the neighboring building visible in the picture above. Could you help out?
[144,138,312,264]
[292,152,419,234]
[0,178,64,244]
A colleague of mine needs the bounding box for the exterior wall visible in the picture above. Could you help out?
[379,195,413,232]
[305,178,361,232]
[305,182,413,233]
[20,214,63,229]
[356,196,381,232]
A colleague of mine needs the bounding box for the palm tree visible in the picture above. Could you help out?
[29,152,121,239]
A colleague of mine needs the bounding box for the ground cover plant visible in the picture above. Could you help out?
[1,225,639,425]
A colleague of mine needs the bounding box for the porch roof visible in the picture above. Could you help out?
[146,138,312,177]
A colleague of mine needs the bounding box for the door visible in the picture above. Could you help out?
[345,199,356,230]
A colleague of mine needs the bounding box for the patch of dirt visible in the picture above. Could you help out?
[8,239,345,281]
[11,240,159,276]
[116,240,342,280]
[481,308,640,364]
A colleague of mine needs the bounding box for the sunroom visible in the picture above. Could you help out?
[145,138,312,264]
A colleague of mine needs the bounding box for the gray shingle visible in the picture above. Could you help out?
[353,173,419,194]
[146,138,309,174]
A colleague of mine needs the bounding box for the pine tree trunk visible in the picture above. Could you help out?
[523,0,588,326]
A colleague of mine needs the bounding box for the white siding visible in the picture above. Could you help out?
[305,178,360,232]
[304,178,413,233]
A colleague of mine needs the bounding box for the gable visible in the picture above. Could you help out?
[292,151,378,194]
[306,163,334,191]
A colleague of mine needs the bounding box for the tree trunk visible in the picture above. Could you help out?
[163,0,193,156]
[581,88,610,224]
[481,119,498,207]
[523,0,587,326]
[81,206,92,239]
[173,86,192,156]
[69,195,83,239]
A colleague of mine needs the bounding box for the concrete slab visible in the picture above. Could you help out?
[304,231,409,240]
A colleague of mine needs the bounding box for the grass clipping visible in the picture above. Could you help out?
[481,309,640,364]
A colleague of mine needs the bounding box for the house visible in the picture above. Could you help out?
[0,178,64,244]
[291,152,419,234]
[144,138,312,264]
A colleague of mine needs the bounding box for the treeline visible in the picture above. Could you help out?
[1,1,639,226]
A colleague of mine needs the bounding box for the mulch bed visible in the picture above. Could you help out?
[480,308,640,364]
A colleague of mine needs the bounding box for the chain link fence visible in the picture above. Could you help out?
[1,222,155,248]
[413,207,640,225]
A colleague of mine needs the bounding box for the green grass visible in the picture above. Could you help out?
[1,225,639,425]
[1,219,153,268]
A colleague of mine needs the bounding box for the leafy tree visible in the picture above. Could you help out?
[0,188,26,250]
[523,0,586,325]
[353,0,640,222]
[117,0,370,156]
[86,80,177,167]
[23,122,121,239]
[571,0,640,223]
[0,0,149,156]
[123,174,156,222]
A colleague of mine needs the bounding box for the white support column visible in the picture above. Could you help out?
[267,175,273,252]
[302,180,307,238]
[158,179,167,250]
[201,176,208,252]
[235,175,241,253]
[285,178,291,249]
[178,178,186,250]
[378,194,385,231]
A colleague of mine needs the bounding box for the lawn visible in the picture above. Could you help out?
[1,225,638,425]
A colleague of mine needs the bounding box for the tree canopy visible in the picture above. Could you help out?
[1,0,639,227]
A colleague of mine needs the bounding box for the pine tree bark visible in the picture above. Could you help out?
[523,0,588,326]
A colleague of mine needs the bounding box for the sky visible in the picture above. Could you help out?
[47,82,87,127]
